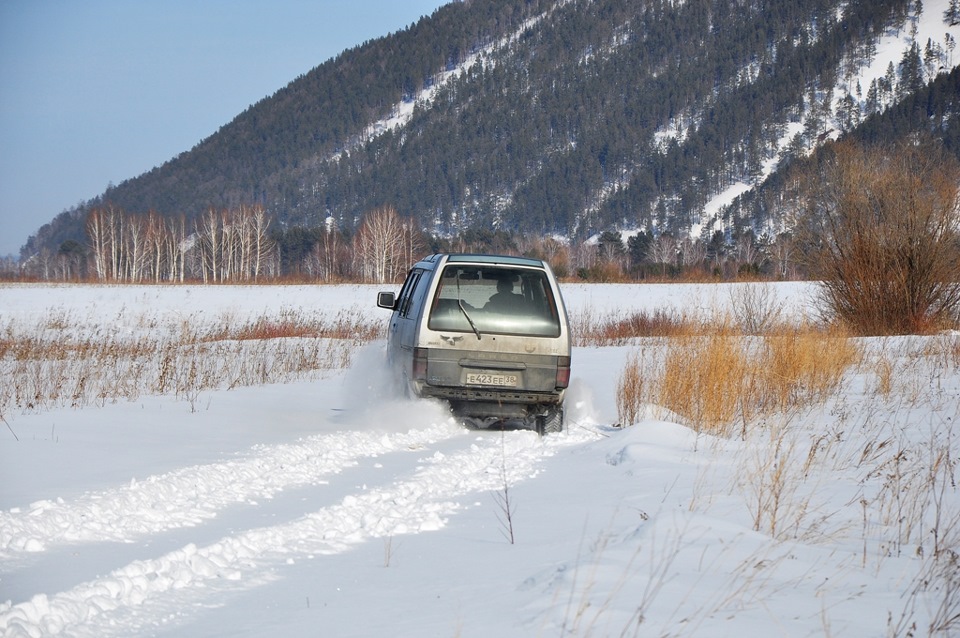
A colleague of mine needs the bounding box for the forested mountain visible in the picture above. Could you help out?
[22,0,960,263]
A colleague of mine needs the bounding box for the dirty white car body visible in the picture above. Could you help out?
[377,254,571,434]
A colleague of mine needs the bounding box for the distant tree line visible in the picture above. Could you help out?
[7,203,804,283]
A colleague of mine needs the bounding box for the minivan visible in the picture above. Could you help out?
[377,254,571,434]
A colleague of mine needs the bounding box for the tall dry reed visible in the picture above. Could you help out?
[758,325,861,411]
[615,321,862,436]
[658,328,749,435]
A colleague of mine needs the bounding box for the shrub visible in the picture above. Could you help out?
[570,307,692,347]
[793,137,960,335]
[728,282,784,335]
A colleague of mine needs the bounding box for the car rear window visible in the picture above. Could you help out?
[427,265,561,337]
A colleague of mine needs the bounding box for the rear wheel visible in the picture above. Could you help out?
[535,406,564,436]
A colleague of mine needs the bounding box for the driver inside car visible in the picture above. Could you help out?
[484,276,526,313]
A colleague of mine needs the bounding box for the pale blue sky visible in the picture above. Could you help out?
[0,0,449,257]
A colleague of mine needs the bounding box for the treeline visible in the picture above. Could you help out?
[16,205,421,284]
[8,205,802,284]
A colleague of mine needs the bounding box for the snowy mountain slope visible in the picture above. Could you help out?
[1,282,958,637]
[29,0,960,262]
[696,0,960,238]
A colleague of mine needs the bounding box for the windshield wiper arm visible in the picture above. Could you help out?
[456,272,482,340]
[458,299,482,340]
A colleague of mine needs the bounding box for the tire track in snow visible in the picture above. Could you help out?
[0,419,465,560]
[0,426,597,638]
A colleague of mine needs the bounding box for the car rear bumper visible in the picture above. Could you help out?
[417,384,564,418]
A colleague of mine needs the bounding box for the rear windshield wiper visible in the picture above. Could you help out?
[456,271,482,340]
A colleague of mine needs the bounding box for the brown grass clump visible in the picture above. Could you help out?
[759,325,861,411]
[615,322,863,435]
[919,333,960,370]
[202,308,383,343]
[575,283,790,349]
[871,356,895,397]
[599,310,691,341]
[658,328,749,435]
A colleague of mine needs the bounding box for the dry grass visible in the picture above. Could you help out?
[201,308,382,342]
[609,312,960,635]
[658,328,749,435]
[574,283,790,347]
[615,350,646,427]
[615,321,862,436]
[0,307,384,419]
[615,326,855,434]
[570,307,695,347]
[920,332,960,370]
[758,325,861,412]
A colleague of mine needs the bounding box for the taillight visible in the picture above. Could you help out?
[556,355,571,389]
[412,347,428,381]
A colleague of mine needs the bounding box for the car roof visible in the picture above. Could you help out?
[432,253,546,268]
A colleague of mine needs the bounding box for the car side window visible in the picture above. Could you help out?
[402,270,431,318]
[395,270,420,317]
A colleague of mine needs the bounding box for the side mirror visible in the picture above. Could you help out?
[377,291,397,310]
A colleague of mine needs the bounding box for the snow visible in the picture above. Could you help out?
[1,281,958,637]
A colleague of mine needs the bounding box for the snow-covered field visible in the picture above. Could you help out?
[1,281,958,637]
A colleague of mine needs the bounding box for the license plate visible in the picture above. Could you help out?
[465,372,519,387]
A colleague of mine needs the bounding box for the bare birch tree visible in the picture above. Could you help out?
[309,225,349,282]
[108,205,123,281]
[125,213,146,282]
[145,212,165,283]
[166,215,188,282]
[353,206,414,283]
[87,208,109,280]
[252,206,273,281]
[196,208,222,283]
